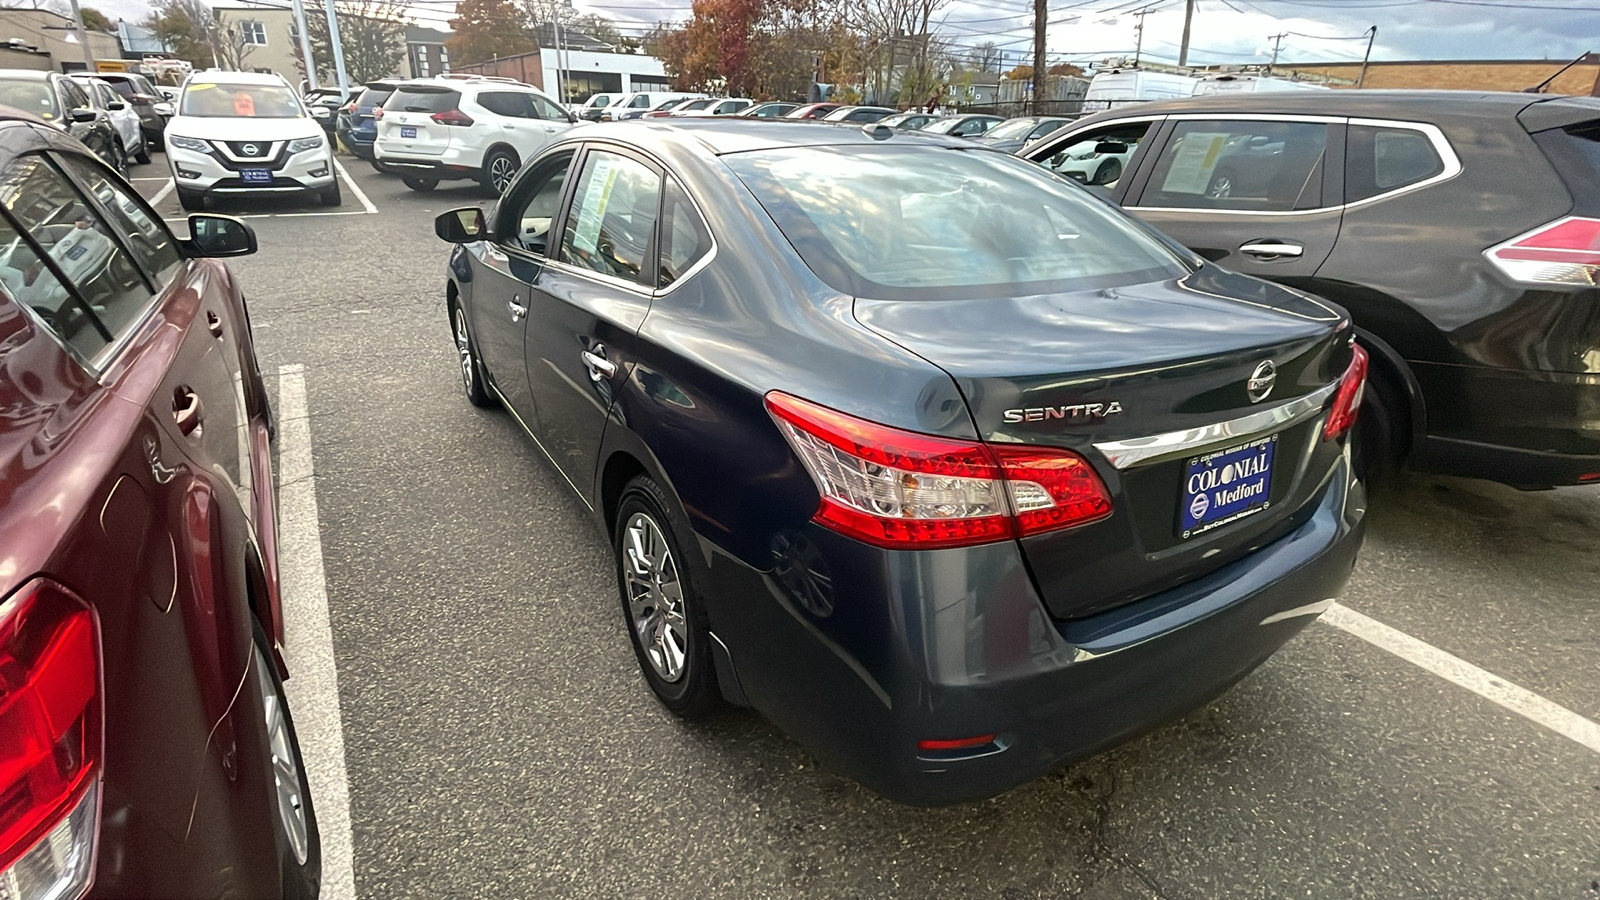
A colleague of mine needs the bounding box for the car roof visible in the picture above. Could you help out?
[189,70,287,86]
[557,117,975,156]
[0,70,50,82]
[1072,89,1555,124]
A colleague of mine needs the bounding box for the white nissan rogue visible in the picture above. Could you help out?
[165,71,339,211]
[374,76,576,195]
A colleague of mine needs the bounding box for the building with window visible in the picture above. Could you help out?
[405,26,449,79]
[451,45,668,106]
[0,8,121,72]
[210,7,299,79]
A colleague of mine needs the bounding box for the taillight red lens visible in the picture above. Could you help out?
[372,107,384,120]
[0,578,102,888]
[766,392,1112,549]
[430,108,474,127]
[1322,343,1369,441]
[1486,216,1600,285]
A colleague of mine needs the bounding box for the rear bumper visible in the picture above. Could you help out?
[706,456,1366,806]
[368,156,480,180]
[374,139,483,177]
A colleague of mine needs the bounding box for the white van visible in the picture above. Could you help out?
[1083,69,1199,111]
[1192,74,1330,95]
[601,91,706,122]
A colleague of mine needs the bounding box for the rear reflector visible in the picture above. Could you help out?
[1579,472,1600,483]
[1322,343,1369,442]
[0,579,102,900]
[918,734,997,752]
[1485,216,1600,285]
[766,392,1112,550]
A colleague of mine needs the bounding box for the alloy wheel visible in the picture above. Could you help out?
[1208,175,1233,199]
[256,644,310,865]
[490,156,516,193]
[622,511,688,682]
[453,308,474,394]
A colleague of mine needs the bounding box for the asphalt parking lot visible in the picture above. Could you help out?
[129,150,1600,899]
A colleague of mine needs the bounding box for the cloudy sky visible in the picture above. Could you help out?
[63,0,1600,68]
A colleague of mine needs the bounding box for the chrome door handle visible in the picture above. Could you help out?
[508,296,526,321]
[581,348,616,382]
[1239,241,1304,261]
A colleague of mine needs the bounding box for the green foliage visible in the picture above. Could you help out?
[78,7,112,31]
[448,0,537,66]
[303,0,410,85]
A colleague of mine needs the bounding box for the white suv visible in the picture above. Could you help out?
[374,76,575,194]
[164,71,338,211]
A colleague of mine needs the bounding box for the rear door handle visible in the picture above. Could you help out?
[581,347,616,382]
[508,296,526,321]
[173,387,204,436]
[1238,240,1304,261]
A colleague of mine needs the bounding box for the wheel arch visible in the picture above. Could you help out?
[1352,325,1426,453]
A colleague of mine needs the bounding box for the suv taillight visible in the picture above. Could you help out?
[372,107,384,120]
[1322,344,1369,442]
[1485,216,1600,286]
[0,579,101,900]
[766,392,1112,549]
[430,108,474,127]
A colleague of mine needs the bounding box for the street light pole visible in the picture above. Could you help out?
[292,0,318,90]
[1030,0,1045,114]
[65,0,94,71]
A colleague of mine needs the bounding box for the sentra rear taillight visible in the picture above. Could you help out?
[430,108,474,127]
[1322,343,1369,442]
[766,392,1112,549]
[0,579,102,900]
[1485,216,1600,286]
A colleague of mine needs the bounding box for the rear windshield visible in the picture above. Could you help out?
[985,118,1041,141]
[104,80,135,98]
[726,145,1188,301]
[356,86,395,108]
[387,86,459,113]
[0,79,59,120]
[182,83,303,118]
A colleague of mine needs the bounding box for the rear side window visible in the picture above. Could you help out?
[658,180,711,288]
[388,86,459,113]
[560,150,661,285]
[727,144,1187,300]
[1138,120,1329,212]
[477,91,532,118]
[56,153,181,286]
[1346,124,1445,203]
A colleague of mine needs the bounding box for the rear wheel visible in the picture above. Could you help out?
[133,135,150,165]
[318,179,342,206]
[479,147,519,196]
[1096,158,1122,185]
[177,187,206,211]
[614,476,722,718]
[402,176,437,192]
[1353,365,1407,483]
[451,303,492,408]
[251,624,321,900]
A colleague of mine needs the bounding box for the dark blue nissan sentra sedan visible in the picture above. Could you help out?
[434,119,1370,805]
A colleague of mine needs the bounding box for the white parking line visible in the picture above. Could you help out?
[1322,602,1600,756]
[333,158,377,214]
[130,176,169,182]
[277,364,358,900]
[149,178,175,207]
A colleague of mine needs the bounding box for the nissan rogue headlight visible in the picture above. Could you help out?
[288,135,324,154]
[167,135,212,153]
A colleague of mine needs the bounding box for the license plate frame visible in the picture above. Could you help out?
[1178,434,1277,539]
[239,168,272,185]
[400,125,417,139]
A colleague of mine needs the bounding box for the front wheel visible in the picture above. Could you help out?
[251,625,321,900]
[402,176,437,192]
[317,179,342,207]
[177,187,206,211]
[614,476,723,717]
[133,137,151,165]
[479,148,519,196]
[451,303,492,408]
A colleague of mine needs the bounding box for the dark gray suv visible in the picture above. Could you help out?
[1022,91,1600,488]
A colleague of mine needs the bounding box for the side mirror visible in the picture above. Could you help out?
[1095,140,1130,154]
[435,207,488,243]
[567,110,578,124]
[69,108,97,124]
[184,214,257,257]
[153,102,174,117]
[311,106,332,120]
[107,100,128,111]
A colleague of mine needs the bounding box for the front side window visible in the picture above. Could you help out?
[559,150,661,284]
[530,95,566,121]
[0,155,156,358]
[1031,120,1155,190]
[181,82,303,118]
[1138,119,1329,212]
[1346,124,1445,203]
[56,153,181,286]
[504,153,572,256]
[727,144,1187,300]
[58,80,90,112]
[628,95,649,108]
[658,180,711,288]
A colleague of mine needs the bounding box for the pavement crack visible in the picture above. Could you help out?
[1065,767,1186,900]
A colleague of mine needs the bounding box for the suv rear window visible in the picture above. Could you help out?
[387,86,459,113]
[0,79,59,119]
[356,86,395,108]
[726,144,1187,301]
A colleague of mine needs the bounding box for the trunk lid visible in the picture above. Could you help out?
[376,85,460,158]
[855,265,1354,620]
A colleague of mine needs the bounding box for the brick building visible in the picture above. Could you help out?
[1279,56,1600,96]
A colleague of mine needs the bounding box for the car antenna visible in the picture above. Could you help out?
[1524,50,1595,93]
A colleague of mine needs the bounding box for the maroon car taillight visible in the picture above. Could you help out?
[765,392,1112,549]
[1322,343,1369,442]
[430,108,474,127]
[0,578,102,900]
[1484,215,1600,285]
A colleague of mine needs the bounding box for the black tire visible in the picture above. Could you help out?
[250,623,321,900]
[1097,158,1122,185]
[108,138,128,177]
[613,475,722,718]
[402,176,437,192]
[134,137,151,165]
[1352,365,1407,484]
[479,147,519,196]
[450,302,493,408]
[370,158,391,174]
[318,179,342,207]
[177,187,206,212]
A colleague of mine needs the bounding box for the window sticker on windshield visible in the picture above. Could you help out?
[1160,132,1229,195]
[570,157,617,257]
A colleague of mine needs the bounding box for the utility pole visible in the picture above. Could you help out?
[1133,6,1154,67]
[291,0,317,90]
[323,0,350,96]
[65,0,93,71]
[1358,26,1377,87]
[1031,0,1046,115]
[1267,32,1287,72]
[1177,0,1195,68]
